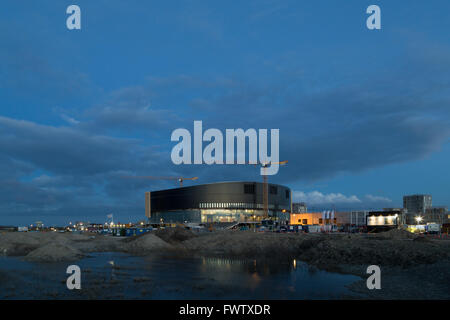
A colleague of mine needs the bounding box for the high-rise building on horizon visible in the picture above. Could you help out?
[292,202,307,213]
[403,194,432,215]
[425,206,449,224]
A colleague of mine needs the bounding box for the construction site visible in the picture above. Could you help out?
[1,170,449,299]
[1,225,450,299]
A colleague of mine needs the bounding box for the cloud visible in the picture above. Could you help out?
[0,114,200,223]
[364,194,392,203]
[1,20,449,224]
[161,51,450,183]
[0,116,142,176]
[64,85,180,135]
[293,190,361,205]
[292,191,393,209]
[60,114,80,125]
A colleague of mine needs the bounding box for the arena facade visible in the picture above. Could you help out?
[145,181,291,224]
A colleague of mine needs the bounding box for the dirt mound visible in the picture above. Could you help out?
[69,234,124,253]
[0,232,126,257]
[24,242,85,262]
[0,232,46,256]
[2,229,448,272]
[154,227,197,244]
[182,230,450,270]
[297,235,447,271]
[183,231,310,259]
[375,229,417,240]
[413,236,432,243]
[122,233,172,254]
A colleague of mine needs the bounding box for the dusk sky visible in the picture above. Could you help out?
[1,1,449,225]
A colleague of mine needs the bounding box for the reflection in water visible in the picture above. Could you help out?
[108,260,116,279]
[196,256,357,297]
[201,256,295,274]
[0,253,360,300]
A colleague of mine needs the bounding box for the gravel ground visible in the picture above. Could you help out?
[341,260,450,299]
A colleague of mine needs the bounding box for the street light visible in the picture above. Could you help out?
[415,216,423,224]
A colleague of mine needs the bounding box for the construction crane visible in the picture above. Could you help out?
[124,176,198,187]
[247,161,288,217]
[260,161,288,217]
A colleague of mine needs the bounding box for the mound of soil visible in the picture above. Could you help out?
[183,230,450,271]
[122,233,172,254]
[154,227,197,244]
[183,230,310,259]
[24,243,85,262]
[375,229,417,240]
[2,229,449,273]
[0,232,48,256]
[297,235,447,271]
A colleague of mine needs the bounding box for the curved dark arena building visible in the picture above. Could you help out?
[145,181,291,224]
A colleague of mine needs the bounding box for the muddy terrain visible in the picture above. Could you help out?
[1,228,448,268]
[1,228,449,299]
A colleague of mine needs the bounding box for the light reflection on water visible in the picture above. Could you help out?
[0,253,360,299]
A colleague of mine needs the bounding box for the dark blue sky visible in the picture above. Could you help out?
[1,1,449,225]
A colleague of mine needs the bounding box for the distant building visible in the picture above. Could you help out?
[73,221,91,231]
[145,181,291,224]
[349,211,370,226]
[0,226,17,232]
[367,210,402,232]
[290,212,322,225]
[403,195,433,225]
[334,212,350,225]
[290,211,345,226]
[383,208,405,212]
[292,202,307,213]
[35,221,44,230]
[425,206,449,224]
[403,194,432,214]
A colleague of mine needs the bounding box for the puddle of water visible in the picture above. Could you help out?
[0,253,360,299]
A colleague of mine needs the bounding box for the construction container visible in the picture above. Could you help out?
[288,225,303,233]
[304,225,321,233]
[125,228,152,236]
